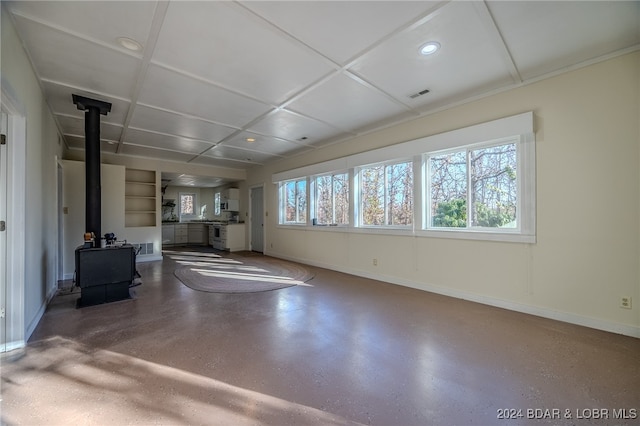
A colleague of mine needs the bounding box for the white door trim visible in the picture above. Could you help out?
[1,86,27,352]
[249,183,265,253]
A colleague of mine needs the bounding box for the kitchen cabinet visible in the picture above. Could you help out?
[174,224,188,245]
[223,188,240,200]
[187,223,206,245]
[162,224,175,245]
[223,224,245,252]
[221,188,240,212]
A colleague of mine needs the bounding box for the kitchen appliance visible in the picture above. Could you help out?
[212,223,223,249]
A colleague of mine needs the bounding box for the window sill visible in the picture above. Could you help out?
[277,223,535,243]
[417,228,535,244]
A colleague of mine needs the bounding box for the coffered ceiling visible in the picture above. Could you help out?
[4,1,640,174]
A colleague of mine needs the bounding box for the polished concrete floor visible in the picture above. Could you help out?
[2,248,639,425]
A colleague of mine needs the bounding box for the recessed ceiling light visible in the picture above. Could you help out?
[419,41,440,56]
[246,137,256,143]
[117,37,142,52]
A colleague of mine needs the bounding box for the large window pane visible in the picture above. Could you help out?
[285,181,296,222]
[361,165,384,225]
[430,151,467,227]
[315,173,349,225]
[296,180,307,223]
[281,178,307,224]
[333,174,349,225]
[360,162,413,226]
[316,175,332,224]
[387,162,413,225]
[470,143,517,228]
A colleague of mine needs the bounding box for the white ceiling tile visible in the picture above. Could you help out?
[65,135,119,154]
[349,1,515,108]
[43,81,130,126]
[124,128,215,154]
[487,1,640,80]
[241,1,439,64]
[161,173,233,188]
[287,73,409,132]
[152,1,335,104]
[189,156,256,170]
[139,65,273,128]
[222,131,312,156]
[8,0,638,176]
[130,105,238,143]
[120,144,198,163]
[57,115,123,142]
[12,15,140,99]
[247,109,348,144]
[201,145,280,164]
[7,0,156,53]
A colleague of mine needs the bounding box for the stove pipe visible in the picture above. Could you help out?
[72,95,112,242]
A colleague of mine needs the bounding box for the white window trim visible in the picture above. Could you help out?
[178,192,198,220]
[214,192,221,216]
[273,112,535,243]
[279,178,308,225]
[355,158,414,228]
[310,171,350,227]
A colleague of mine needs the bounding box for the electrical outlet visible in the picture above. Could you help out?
[373,258,378,266]
[620,296,632,309]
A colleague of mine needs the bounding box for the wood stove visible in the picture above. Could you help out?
[72,94,138,307]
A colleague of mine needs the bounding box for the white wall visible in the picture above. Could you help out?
[247,52,640,337]
[1,10,64,340]
[62,160,162,277]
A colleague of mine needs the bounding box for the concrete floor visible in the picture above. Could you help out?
[2,248,639,425]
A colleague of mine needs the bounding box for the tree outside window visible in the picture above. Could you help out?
[282,179,307,224]
[315,173,349,225]
[360,161,413,226]
[429,142,517,228]
[180,193,196,217]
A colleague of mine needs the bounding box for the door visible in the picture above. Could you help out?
[0,112,8,351]
[250,186,264,253]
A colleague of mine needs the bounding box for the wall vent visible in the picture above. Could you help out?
[132,242,154,255]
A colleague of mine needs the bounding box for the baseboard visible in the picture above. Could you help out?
[268,250,640,339]
[25,286,55,342]
[136,254,162,263]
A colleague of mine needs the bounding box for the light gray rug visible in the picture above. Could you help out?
[174,254,313,293]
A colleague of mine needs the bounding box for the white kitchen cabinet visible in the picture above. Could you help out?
[162,224,175,245]
[174,224,188,245]
[223,224,245,252]
[187,223,206,245]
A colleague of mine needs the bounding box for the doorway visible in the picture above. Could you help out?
[1,97,27,353]
[250,185,264,253]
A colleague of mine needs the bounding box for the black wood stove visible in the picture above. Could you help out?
[72,94,138,307]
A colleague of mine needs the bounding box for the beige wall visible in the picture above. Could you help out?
[247,52,640,337]
[2,10,65,337]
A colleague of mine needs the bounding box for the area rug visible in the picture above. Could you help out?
[173,253,314,293]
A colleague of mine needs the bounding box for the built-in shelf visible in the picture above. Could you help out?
[125,169,157,227]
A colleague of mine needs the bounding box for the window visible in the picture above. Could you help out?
[313,172,349,225]
[179,193,196,219]
[280,178,307,224]
[359,161,413,226]
[273,112,534,242]
[214,192,221,216]
[426,139,518,230]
